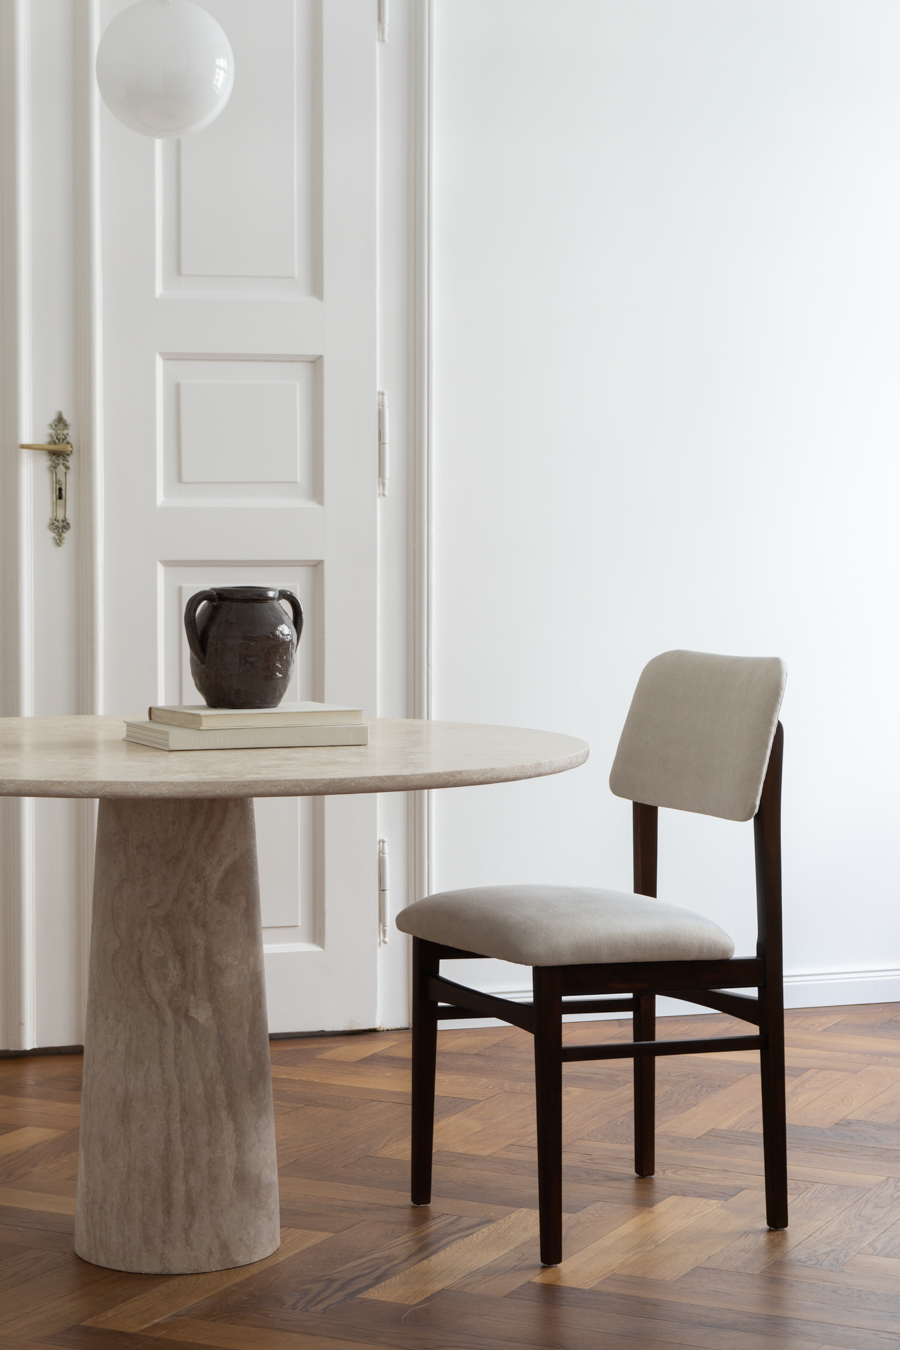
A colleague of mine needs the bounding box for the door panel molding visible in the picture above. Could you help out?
[157,0,321,299]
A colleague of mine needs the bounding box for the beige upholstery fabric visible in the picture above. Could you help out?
[609,650,786,822]
[395,885,735,967]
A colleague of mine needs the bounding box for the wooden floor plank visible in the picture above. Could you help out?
[85,1229,330,1332]
[682,1264,900,1338]
[278,1101,410,1171]
[538,1082,639,1143]
[148,1320,373,1349]
[789,1067,900,1128]
[782,1010,848,1033]
[179,1296,792,1350]
[376,1090,536,1160]
[591,1270,900,1347]
[0,1244,71,1295]
[0,1093,80,1129]
[783,1031,900,1063]
[0,1184,75,1214]
[512,1280,841,1350]
[613,1188,765,1280]
[857,1210,900,1259]
[560,1132,886,1191]
[658,1074,761,1138]
[245,1213,484,1314]
[360,1209,540,1304]
[0,1268,155,1340]
[784,1069,856,1122]
[704,1182,871,1273]
[315,1040,404,1064]
[431,1025,522,1053]
[0,1134,80,1191]
[533,1194,722,1287]
[0,1125,63,1160]
[848,1076,900,1124]
[276,1173,514,1222]
[449,1199,645,1297]
[269,1062,412,1095]
[847,1252,900,1279]
[833,1004,900,1027]
[787,1176,900,1269]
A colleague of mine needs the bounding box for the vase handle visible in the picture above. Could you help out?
[184,589,216,666]
[278,590,304,648]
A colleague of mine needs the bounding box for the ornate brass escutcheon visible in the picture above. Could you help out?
[20,411,74,546]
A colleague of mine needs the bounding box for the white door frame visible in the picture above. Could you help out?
[408,0,433,914]
[0,0,103,1052]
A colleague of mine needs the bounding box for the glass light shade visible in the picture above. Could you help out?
[96,0,234,139]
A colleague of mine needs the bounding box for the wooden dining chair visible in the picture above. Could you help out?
[395,650,788,1266]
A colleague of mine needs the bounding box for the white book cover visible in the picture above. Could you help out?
[125,720,369,752]
[148,701,364,730]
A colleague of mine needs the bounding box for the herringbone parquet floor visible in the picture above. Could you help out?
[1,1004,900,1349]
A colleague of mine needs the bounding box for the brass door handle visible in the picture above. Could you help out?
[20,411,73,546]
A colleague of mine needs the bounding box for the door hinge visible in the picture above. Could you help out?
[378,838,389,943]
[378,0,388,42]
[378,391,389,497]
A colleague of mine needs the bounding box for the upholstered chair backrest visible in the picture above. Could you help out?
[608,650,787,822]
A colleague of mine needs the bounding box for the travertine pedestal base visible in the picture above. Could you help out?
[74,797,280,1274]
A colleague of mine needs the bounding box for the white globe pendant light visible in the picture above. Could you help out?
[96,0,234,139]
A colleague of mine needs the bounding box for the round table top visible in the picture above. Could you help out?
[0,715,589,799]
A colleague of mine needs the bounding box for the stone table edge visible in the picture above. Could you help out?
[0,717,590,798]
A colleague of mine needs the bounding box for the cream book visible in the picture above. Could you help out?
[125,720,368,752]
[148,701,364,730]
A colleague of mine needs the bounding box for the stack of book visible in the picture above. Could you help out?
[124,702,368,752]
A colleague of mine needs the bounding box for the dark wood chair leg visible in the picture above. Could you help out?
[633,991,655,1177]
[755,721,788,1230]
[410,938,440,1206]
[533,966,563,1265]
[760,986,788,1230]
[632,803,658,1179]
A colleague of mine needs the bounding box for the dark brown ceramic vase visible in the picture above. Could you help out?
[184,587,304,709]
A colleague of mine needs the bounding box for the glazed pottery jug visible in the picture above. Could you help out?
[184,586,304,708]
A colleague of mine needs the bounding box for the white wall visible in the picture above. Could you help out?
[431,0,900,1009]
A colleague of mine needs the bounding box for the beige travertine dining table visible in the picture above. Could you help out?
[0,715,588,1275]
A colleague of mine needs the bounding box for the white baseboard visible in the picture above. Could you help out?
[437,968,900,1028]
[783,967,900,1009]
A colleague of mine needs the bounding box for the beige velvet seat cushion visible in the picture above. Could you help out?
[395,885,735,967]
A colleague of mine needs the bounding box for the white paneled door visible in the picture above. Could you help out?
[100,0,378,1032]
